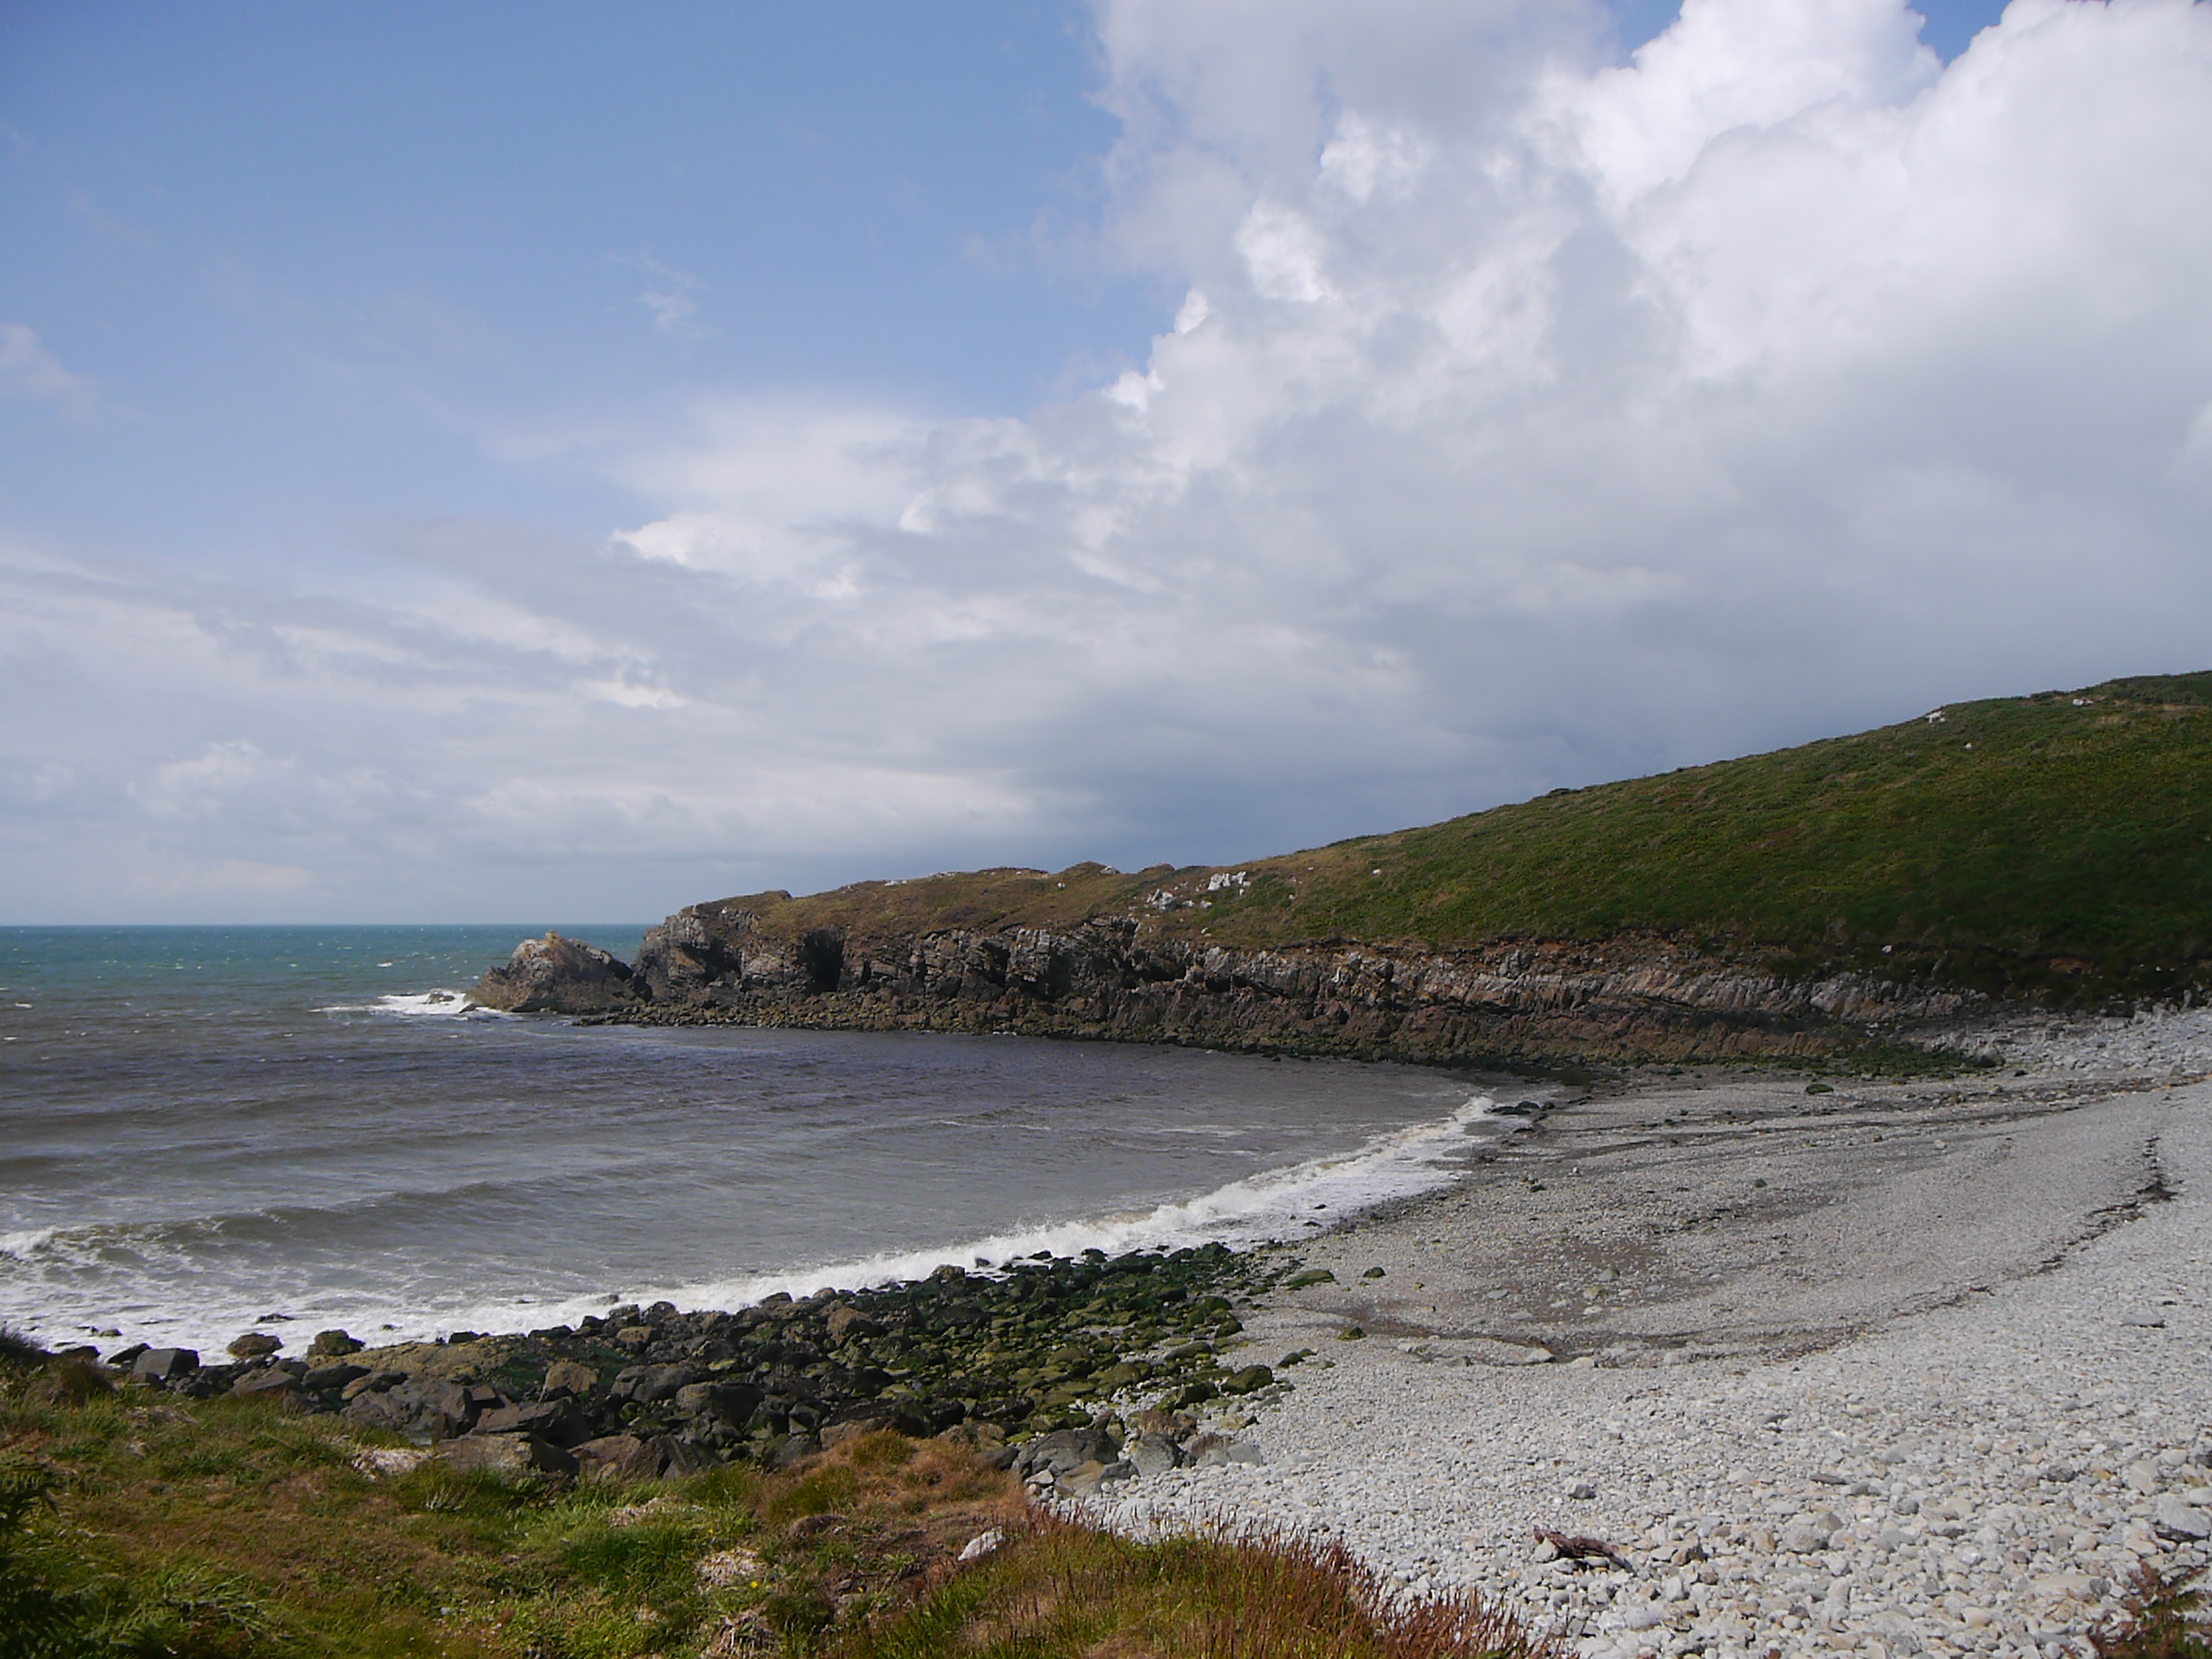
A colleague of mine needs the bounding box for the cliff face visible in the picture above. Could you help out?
[472,901,1980,1063]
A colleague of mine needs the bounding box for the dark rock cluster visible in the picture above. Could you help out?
[95,1245,1294,1482]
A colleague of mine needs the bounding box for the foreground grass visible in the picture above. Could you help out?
[0,1347,1549,1659]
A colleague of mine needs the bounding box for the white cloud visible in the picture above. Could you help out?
[0,323,100,419]
[629,254,710,342]
[7,0,2212,919]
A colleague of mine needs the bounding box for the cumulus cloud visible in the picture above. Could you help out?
[8,0,2212,919]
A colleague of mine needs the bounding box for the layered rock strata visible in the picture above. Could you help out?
[474,904,1981,1063]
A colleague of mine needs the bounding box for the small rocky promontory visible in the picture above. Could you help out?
[472,930,646,1013]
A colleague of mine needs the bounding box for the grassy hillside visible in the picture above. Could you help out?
[722,673,2212,1001]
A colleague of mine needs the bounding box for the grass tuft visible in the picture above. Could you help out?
[2093,1561,2212,1659]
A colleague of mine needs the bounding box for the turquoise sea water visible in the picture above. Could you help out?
[0,926,1532,1355]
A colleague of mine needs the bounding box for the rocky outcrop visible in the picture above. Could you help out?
[472,931,645,1013]
[102,1246,1285,1473]
[488,899,1981,1063]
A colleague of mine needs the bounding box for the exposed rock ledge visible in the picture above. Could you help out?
[473,904,1982,1064]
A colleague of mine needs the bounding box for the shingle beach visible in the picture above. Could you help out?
[1092,1010,2212,1659]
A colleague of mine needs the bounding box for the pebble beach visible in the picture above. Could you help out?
[1092,1009,2212,1659]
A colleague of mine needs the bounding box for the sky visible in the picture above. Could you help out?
[4,0,2207,925]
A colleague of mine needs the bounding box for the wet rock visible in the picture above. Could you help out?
[303,1362,370,1394]
[226,1332,283,1361]
[307,1329,364,1359]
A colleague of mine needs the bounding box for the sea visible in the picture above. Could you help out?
[0,926,1540,1357]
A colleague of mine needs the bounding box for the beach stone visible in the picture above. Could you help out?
[433,1432,578,1478]
[307,1329,364,1359]
[541,1359,597,1398]
[341,1375,475,1439]
[575,1434,661,1483]
[826,1306,883,1343]
[770,1435,821,1470]
[303,1362,369,1393]
[132,1347,199,1382]
[654,1435,720,1478]
[340,1368,405,1401]
[612,1363,701,1403]
[1778,1519,1833,1553]
[1128,1432,1182,1477]
[226,1332,282,1361]
[615,1325,656,1352]
[1223,1365,1275,1395]
[1018,1426,1119,1479]
[2155,1495,2212,1541]
[230,1367,306,1403]
[675,1380,764,1425]
[474,1397,586,1445]
[1444,1337,1553,1367]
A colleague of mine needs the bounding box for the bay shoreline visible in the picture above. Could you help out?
[59,1005,2212,1657]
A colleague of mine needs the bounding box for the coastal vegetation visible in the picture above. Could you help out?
[730,672,2212,1004]
[478,672,2212,1062]
[0,1330,1548,1659]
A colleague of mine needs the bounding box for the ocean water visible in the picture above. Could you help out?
[0,926,1538,1356]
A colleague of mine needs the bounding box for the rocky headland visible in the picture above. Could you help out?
[471,673,2212,1064]
[472,907,1977,1066]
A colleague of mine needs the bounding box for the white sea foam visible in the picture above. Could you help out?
[0,1225,62,1261]
[429,1092,1531,1336]
[2,1085,1535,1356]
[315,988,507,1019]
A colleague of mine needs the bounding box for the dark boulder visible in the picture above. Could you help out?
[612,1364,704,1403]
[575,1434,660,1483]
[1016,1426,1119,1480]
[132,1347,199,1383]
[474,1397,588,1446]
[673,1381,763,1426]
[341,1375,478,1440]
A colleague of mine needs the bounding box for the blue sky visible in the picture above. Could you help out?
[9,0,2207,925]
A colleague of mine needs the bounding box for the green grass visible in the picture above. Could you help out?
[0,1348,1549,1658]
[724,671,2212,1001]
